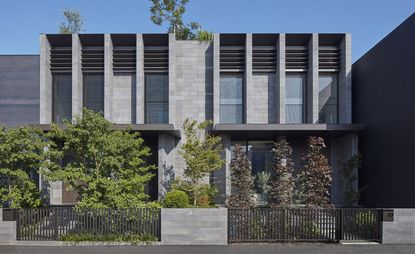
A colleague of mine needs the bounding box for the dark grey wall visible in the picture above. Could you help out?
[0,55,40,126]
[353,13,415,208]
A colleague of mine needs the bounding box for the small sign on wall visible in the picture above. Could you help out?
[383,209,394,222]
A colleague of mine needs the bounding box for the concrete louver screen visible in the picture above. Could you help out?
[220,46,245,72]
[252,46,276,73]
[319,46,341,71]
[50,46,72,73]
[286,46,309,71]
[113,46,136,73]
[144,46,168,73]
[82,46,104,72]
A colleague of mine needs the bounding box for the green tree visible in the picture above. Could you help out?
[301,136,332,207]
[149,0,213,40]
[268,136,295,207]
[228,144,254,208]
[179,119,224,206]
[59,9,84,34]
[0,126,52,208]
[43,109,155,208]
[341,153,366,206]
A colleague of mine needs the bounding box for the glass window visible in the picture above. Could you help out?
[145,73,168,124]
[83,74,104,113]
[220,74,243,124]
[286,73,306,123]
[52,74,72,123]
[319,74,338,124]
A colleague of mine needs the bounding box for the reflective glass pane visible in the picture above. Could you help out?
[286,73,305,123]
[319,74,338,124]
[220,74,243,123]
[145,73,168,124]
[52,74,72,123]
[83,74,104,113]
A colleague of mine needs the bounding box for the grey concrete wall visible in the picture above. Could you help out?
[353,13,415,208]
[168,34,176,126]
[104,34,113,121]
[158,133,176,199]
[213,33,220,124]
[136,34,145,124]
[245,34,252,123]
[248,73,277,123]
[39,34,51,124]
[277,34,285,123]
[112,74,136,124]
[49,181,63,205]
[213,134,231,203]
[72,34,82,118]
[0,55,39,126]
[0,209,16,244]
[161,208,227,245]
[307,34,319,123]
[383,209,415,244]
[339,34,352,124]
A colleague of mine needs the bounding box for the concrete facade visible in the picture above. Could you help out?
[160,208,227,245]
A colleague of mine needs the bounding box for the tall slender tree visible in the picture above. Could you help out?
[268,136,295,207]
[228,144,254,208]
[301,136,332,207]
[59,9,84,34]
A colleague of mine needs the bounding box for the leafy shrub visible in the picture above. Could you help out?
[353,210,376,227]
[171,179,217,207]
[59,233,157,244]
[163,190,189,208]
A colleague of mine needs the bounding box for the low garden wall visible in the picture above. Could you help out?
[0,209,17,244]
[161,208,227,245]
[382,209,415,244]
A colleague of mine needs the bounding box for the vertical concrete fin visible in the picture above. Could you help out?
[168,34,176,126]
[104,34,113,122]
[245,33,252,123]
[136,34,145,124]
[339,33,352,124]
[40,34,52,124]
[213,33,220,124]
[158,134,176,199]
[72,34,83,119]
[277,34,286,124]
[307,33,319,123]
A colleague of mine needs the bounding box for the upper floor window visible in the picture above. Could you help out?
[83,73,104,114]
[220,74,244,124]
[286,73,306,124]
[52,74,72,123]
[319,73,338,124]
[145,73,168,124]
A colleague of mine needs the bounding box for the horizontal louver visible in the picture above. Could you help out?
[82,46,104,72]
[286,46,309,71]
[319,46,340,71]
[253,46,276,73]
[113,46,136,73]
[144,46,168,73]
[220,46,245,72]
[50,47,72,73]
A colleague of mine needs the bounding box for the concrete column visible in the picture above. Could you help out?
[213,134,231,203]
[245,33,252,123]
[39,34,52,124]
[277,34,286,124]
[307,34,319,123]
[339,34,352,124]
[49,181,63,205]
[168,34,176,126]
[158,133,176,199]
[136,34,145,124]
[213,33,220,124]
[104,34,113,121]
[72,34,83,118]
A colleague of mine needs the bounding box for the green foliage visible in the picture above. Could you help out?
[255,171,270,194]
[341,153,366,206]
[43,108,156,209]
[164,189,189,208]
[59,9,84,34]
[170,179,217,207]
[0,126,52,208]
[268,137,295,207]
[353,210,376,227]
[301,137,332,207]
[149,0,213,40]
[179,119,224,206]
[228,144,254,208]
[59,233,157,243]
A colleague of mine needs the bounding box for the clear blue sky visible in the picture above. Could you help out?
[1,0,414,62]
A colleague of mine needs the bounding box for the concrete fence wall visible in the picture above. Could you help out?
[0,209,17,244]
[382,209,415,244]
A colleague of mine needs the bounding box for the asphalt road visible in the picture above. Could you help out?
[1,244,415,254]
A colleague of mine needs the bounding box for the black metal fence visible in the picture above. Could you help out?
[16,208,161,241]
[228,208,382,243]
